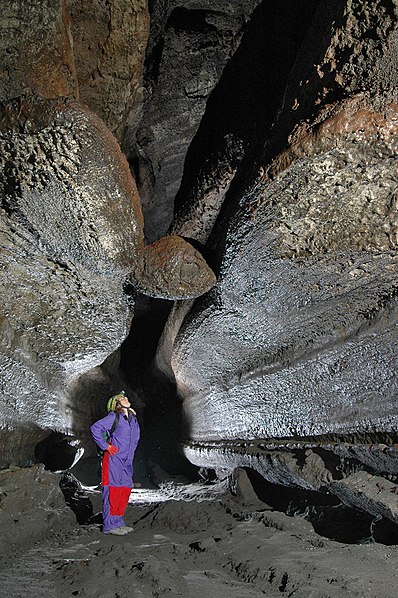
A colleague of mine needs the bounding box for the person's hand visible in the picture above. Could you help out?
[106,444,118,455]
[129,408,137,416]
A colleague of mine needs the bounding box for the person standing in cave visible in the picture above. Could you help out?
[90,391,140,536]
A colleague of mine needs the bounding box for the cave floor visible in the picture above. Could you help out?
[2,478,398,598]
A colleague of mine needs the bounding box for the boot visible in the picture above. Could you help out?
[104,527,129,535]
[120,525,134,533]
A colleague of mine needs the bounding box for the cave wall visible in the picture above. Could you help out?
[0,0,149,137]
[0,0,215,468]
[127,0,264,241]
[68,0,150,139]
[1,0,398,485]
[156,0,398,452]
[0,98,144,467]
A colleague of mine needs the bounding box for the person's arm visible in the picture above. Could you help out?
[90,413,118,453]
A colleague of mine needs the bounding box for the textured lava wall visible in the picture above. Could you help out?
[155,1,398,451]
[0,1,215,468]
[68,0,149,139]
[2,0,398,481]
[0,98,145,467]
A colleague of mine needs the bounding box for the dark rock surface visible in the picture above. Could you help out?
[0,464,75,565]
[129,0,263,241]
[183,440,398,548]
[0,0,78,101]
[0,0,149,139]
[331,471,398,525]
[68,0,150,139]
[170,0,320,243]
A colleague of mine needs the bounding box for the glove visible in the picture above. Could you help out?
[106,444,118,456]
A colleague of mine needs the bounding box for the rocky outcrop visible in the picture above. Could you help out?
[0,0,78,101]
[133,235,216,300]
[184,439,398,487]
[68,0,150,139]
[170,95,398,444]
[331,471,398,525]
[0,1,222,470]
[172,0,398,243]
[0,97,215,468]
[184,439,398,535]
[0,0,149,138]
[157,1,398,471]
[0,97,139,467]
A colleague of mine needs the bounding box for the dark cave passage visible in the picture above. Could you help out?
[119,294,199,481]
[172,0,320,225]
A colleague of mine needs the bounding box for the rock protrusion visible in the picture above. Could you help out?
[133,235,217,299]
[0,96,216,466]
[331,471,398,526]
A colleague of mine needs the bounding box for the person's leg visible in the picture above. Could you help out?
[102,485,125,532]
[101,452,132,531]
[101,452,125,532]
[109,486,131,524]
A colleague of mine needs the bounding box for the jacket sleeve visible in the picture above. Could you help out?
[90,412,115,451]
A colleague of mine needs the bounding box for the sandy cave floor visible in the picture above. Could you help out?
[2,468,398,598]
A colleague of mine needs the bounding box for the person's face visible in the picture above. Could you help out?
[118,395,131,409]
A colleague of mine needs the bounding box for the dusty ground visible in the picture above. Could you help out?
[1,464,398,598]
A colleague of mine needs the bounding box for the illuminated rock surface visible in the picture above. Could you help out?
[157,2,398,469]
[0,98,215,467]
[172,97,398,444]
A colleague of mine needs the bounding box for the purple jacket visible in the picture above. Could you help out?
[90,411,140,487]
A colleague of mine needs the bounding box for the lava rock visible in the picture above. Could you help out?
[129,0,263,241]
[331,471,398,525]
[163,95,398,445]
[0,97,215,467]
